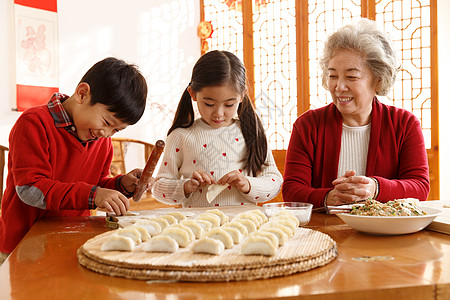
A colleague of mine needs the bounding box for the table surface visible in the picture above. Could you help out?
[1,206,450,300]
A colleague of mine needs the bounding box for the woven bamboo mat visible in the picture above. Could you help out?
[78,227,338,281]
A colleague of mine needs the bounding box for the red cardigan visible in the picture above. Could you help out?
[0,104,120,253]
[282,99,430,208]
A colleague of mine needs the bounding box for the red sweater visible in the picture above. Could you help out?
[0,104,119,253]
[282,99,430,208]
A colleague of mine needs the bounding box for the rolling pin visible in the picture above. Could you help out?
[132,139,165,202]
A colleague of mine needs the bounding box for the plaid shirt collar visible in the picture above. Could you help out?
[47,93,97,143]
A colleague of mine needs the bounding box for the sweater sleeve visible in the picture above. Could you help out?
[373,112,430,201]
[282,114,332,208]
[243,148,283,203]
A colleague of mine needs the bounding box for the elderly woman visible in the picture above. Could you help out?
[282,19,430,208]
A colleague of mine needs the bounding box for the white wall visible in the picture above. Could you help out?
[1,0,449,199]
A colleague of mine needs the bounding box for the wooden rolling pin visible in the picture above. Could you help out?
[132,140,165,202]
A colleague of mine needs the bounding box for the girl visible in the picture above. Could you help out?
[152,50,282,207]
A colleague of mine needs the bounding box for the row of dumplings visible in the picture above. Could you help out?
[101,208,299,257]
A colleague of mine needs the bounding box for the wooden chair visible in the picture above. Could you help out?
[0,145,8,206]
[110,138,179,211]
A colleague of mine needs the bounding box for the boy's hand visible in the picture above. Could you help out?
[218,170,250,194]
[94,188,130,216]
[121,168,143,194]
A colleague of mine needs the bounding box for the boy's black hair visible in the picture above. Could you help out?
[79,57,147,125]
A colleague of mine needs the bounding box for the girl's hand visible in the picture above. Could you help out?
[94,187,130,215]
[121,168,142,194]
[218,170,250,194]
[184,169,216,196]
[326,170,375,206]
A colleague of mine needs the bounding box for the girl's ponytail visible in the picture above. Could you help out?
[167,87,195,136]
[238,94,268,176]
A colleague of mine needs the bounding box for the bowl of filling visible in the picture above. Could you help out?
[336,199,442,235]
[263,202,313,226]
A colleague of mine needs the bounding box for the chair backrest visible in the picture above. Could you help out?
[0,145,8,204]
[110,138,154,177]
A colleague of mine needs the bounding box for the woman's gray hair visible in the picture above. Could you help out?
[319,18,400,96]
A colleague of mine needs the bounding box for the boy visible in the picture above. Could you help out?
[0,57,148,262]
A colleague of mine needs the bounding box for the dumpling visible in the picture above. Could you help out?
[222,226,243,244]
[142,235,179,253]
[205,228,234,249]
[195,219,213,232]
[192,237,225,255]
[196,213,221,228]
[251,231,279,248]
[116,227,142,244]
[166,211,187,222]
[101,235,135,251]
[205,208,229,225]
[206,184,228,203]
[222,221,249,236]
[234,218,257,234]
[259,227,288,246]
[162,227,191,247]
[180,219,205,239]
[260,222,294,237]
[147,217,170,231]
[128,225,151,242]
[247,209,268,223]
[169,223,195,243]
[241,236,277,256]
[269,218,297,232]
[233,212,261,228]
[160,214,178,225]
[272,211,300,227]
[135,219,163,236]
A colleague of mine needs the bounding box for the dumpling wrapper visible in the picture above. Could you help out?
[162,227,191,247]
[259,227,288,246]
[205,208,229,225]
[142,235,179,253]
[206,184,228,203]
[241,236,277,256]
[128,225,151,242]
[222,226,243,244]
[135,219,163,236]
[181,219,205,239]
[167,211,187,222]
[116,227,142,244]
[101,235,135,251]
[192,237,225,255]
[206,227,234,249]
[222,221,249,236]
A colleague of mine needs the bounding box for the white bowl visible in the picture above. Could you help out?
[263,202,313,226]
[336,206,442,235]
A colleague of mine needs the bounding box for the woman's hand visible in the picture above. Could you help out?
[184,169,216,196]
[326,170,376,206]
[218,170,250,194]
[94,188,130,215]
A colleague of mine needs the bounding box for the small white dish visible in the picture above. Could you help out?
[336,206,442,235]
[263,202,313,226]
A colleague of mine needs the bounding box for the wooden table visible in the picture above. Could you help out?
[1,208,450,300]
